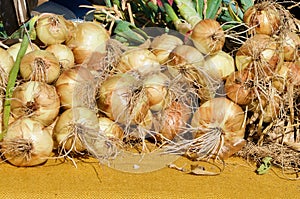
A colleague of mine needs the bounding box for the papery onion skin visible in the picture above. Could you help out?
[0,48,14,75]
[66,21,109,64]
[2,118,53,167]
[55,66,96,109]
[150,33,183,64]
[36,13,69,45]
[191,97,246,159]
[99,117,124,140]
[11,81,60,126]
[53,107,99,152]
[243,2,280,36]
[168,45,204,68]
[281,31,300,62]
[235,34,279,76]
[225,70,255,105]
[7,42,40,62]
[191,19,225,55]
[204,50,235,80]
[20,49,61,84]
[116,48,161,75]
[46,44,75,69]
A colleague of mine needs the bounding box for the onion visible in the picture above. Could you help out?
[7,42,40,62]
[150,33,183,64]
[55,66,96,110]
[143,72,170,111]
[158,101,191,141]
[66,21,109,64]
[243,2,280,36]
[20,49,61,84]
[168,45,204,68]
[10,81,60,126]
[46,44,75,69]
[235,34,279,76]
[0,48,14,92]
[1,118,53,167]
[225,70,255,105]
[204,50,235,80]
[190,97,246,160]
[53,107,99,153]
[97,73,150,125]
[99,117,124,140]
[36,13,70,45]
[191,19,225,55]
[116,48,161,75]
[281,30,300,61]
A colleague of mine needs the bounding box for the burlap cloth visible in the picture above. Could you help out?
[0,156,299,198]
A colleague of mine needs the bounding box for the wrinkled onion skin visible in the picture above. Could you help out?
[191,98,246,159]
[11,81,60,126]
[243,2,280,36]
[191,19,225,55]
[2,118,53,167]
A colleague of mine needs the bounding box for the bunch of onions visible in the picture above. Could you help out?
[243,2,281,36]
[204,50,235,80]
[143,72,170,111]
[150,33,183,64]
[189,97,246,160]
[191,19,225,55]
[1,118,53,167]
[35,13,70,45]
[235,34,279,76]
[158,101,191,141]
[116,48,161,75]
[225,69,255,105]
[46,44,75,69]
[66,21,110,64]
[10,81,60,126]
[53,107,99,154]
[7,42,40,62]
[20,49,61,84]
[55,66,96,109]
[97,73,150,125]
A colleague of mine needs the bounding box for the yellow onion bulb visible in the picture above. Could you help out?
[204,50,235,80]
[46,44,75,69]
[116,48,161,75]
[99,117,124,140]
[20,49,60,84]
[281,31,300,61]
[97,73,150,125]
[53,107,99,153]
[191,19,225,55]
[191,97,246,159]
[55,66,96,109]
[243,2,280,36]
[143,72,170,111]
[36,13,69,45]
[0,48,14,90]
[150,33,183,64]
[7,42,40,62]
[11,81,60,126]
[168,45,204,68]
[66,21,109,64]
[225,70,255,105]
[235,34,279,76]
[1,118,53,167]
[159,101,191,141]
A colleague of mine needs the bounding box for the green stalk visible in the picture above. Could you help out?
[195,0,204,20]
[173,0,201,27]
[1,17,37,141]
[205,0,222,19]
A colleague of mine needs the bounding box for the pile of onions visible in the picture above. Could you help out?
[1,118,53,167]
[55,66,96,109]
[66,21,110,64]
[20,49,60,84]
[36,13,70,45]
[189,97,246,160]
[10,81,60,126]
[191,19,225,55]
[243,2,281,36]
